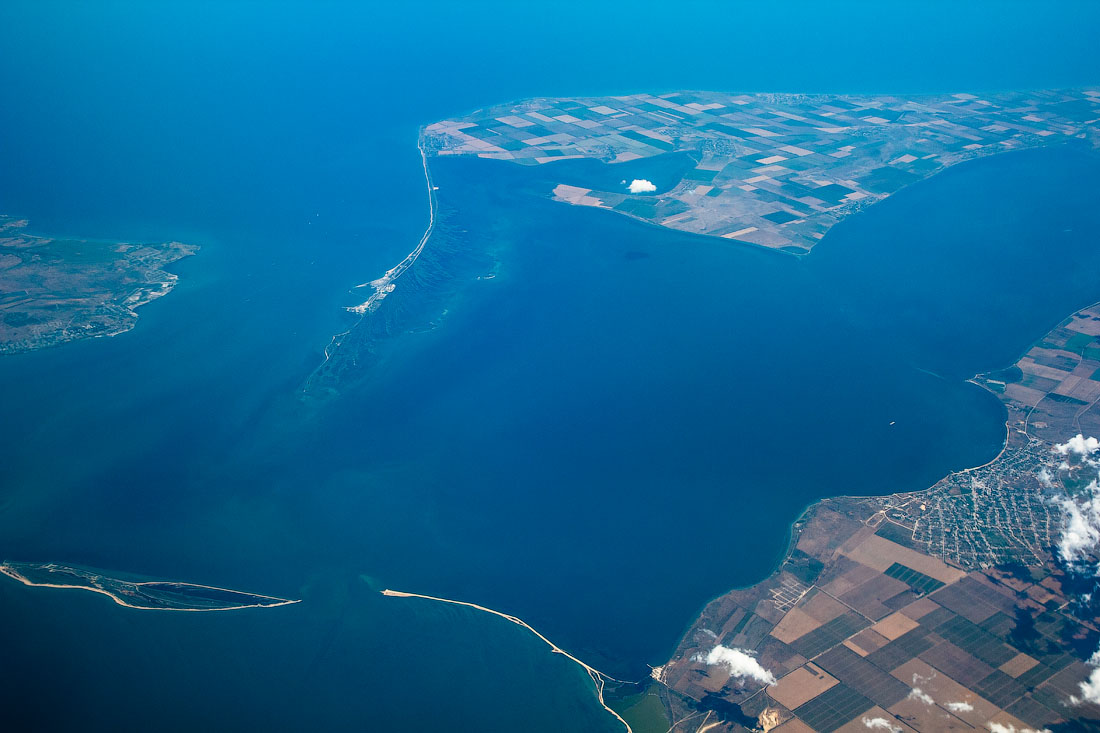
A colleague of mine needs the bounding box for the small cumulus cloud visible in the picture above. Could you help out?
[945,701,974,713]
[627,179,657,193]
[1050,434,1100,571]
[862,717,902,732]
[1070,650,1100,706]
[1055,434,1100,456]
[1057,488,1100,567]
[908,688,935,705]
[1050,433,1100,711]
[1071,666,1100,706]
[693,645,776,685]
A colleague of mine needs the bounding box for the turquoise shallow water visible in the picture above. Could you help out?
[1,2,1100,731]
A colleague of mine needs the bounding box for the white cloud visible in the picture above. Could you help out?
[1071,666,1100,706]
[1057,486,1100,566]
[1038,468,1054,489]
[1055,434,1100,456]
[987,724,1050,733]
[627,179,657,193]
[945,701,974,713]
[1051,434,1100,570]
[908,687,935,705]
[862,717,901,732]
[1050,434,1100,710]
[1069,648,1100,706]
[693,645,776,685]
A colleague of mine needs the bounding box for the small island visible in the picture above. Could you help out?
[0,215,197,354]
[1,562,298,612]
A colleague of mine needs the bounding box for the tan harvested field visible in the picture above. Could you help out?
[841,534,966,585]
[872,612,920,641]
[767,665,838,709]
[768,607,823,644]
[798,590,850,624]
[1000,652,1040,678]
[843,627,890,656]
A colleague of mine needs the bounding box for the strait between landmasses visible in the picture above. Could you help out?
[10,89,1100,733]
[378,90,1100,732]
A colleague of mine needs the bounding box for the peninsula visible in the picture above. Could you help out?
[312,89,1100,393]
[1,562,299,612]
[424,89,1100,254]
[0,216,197,354]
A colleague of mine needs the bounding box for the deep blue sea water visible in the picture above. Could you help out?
[1,2,1099,731]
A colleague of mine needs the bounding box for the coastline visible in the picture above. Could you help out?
[0,216,198,356]
[0,563,300,612]
[649,313,1041,672]
[424,90,1099,256]
[650,301,1100,684]
[348,133,438,314]
[381,588,638,733]
[305,132,438,391]
[652,298,1100,730]
[356,129,1100,730]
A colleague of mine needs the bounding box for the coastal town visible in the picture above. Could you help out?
[649,304,1100,732]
